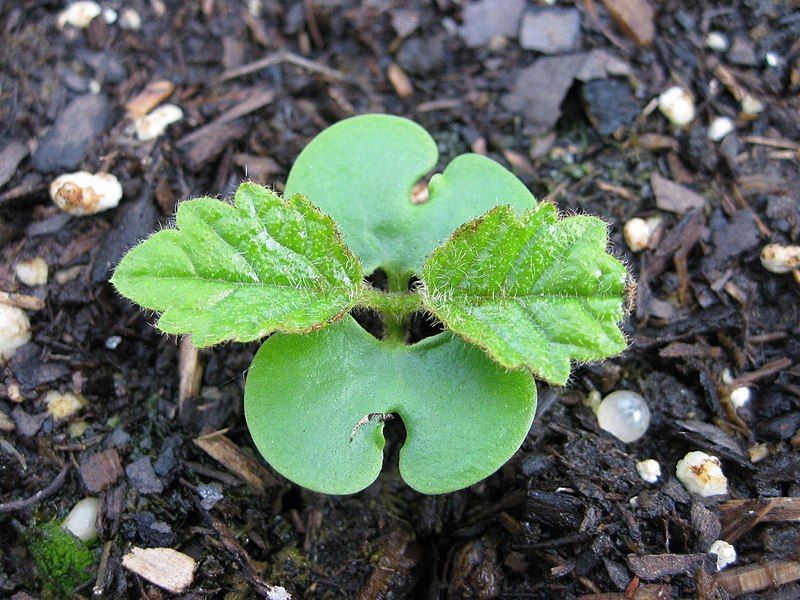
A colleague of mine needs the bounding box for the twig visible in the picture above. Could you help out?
[219,49,352,84]
[0,464,69,513]
[0,290,45,311]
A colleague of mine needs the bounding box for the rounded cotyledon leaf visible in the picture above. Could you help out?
[244,315,536,495]
[284,114,536,283]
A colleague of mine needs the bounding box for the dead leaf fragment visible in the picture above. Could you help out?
[122,547,196,594]
[601,0,655,46]
[651,173,705,214]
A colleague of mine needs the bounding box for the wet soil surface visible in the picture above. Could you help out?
[1,0,799,598]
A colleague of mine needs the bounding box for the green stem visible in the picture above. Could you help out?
[358,280,422,344]
[359,286,423,315]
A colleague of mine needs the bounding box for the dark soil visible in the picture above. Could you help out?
[1,1,799,598]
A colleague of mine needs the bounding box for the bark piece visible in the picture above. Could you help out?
[32,94,111,173]
[79,449,124,493]
[520,8,581,54]
[0,141,28,189]
[627,553,711,580]
[460,0,526,47]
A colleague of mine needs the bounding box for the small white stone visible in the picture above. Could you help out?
[760,244,800,274]
[57,1,102,29]
[88,79,102,95]
[119,8,143,30]
[596,390,651,443]
[705,32,729,52]
[741,94,764,116]
[50,171,122,216]
[729,386,750,408]
[765,52,780,68]
[62,497,99,542]
[105,335,122,350]
[676,451,728,497]
[102,6,117,24]
[658,86,695,127]
[629,495,639,509]
[636,459,661,483]
[623,218,651,252]
[709,539,736,571]
[14,257,49,287]
[134,104,184,141]
[0,305,31,363]
[721,368,734,385]
[708,116,735,142]
[45,390,84,420]
[267,586,292,600]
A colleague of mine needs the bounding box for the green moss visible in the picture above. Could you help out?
[27,523,94,598]
[269,546,312,588]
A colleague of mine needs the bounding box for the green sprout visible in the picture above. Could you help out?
[111,115,628,495]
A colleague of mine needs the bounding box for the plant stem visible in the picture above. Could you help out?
[358,286,423,316]
[358,282,422,343]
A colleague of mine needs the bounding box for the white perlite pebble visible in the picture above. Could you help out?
[134,104,184,141]
[119,8,143,30]
[658,86,695,127]
[623,217,660,253]
[14,257,49,287]
[708,116,735,141]
[45,390,84,420]
[760,244,800,274]
[729,386,750,408]
[102,6,117,24]
[57,1,102,29]
[705,32,729,52]
[709,539,736,570]
[741,94,764,116]
[636,459,662,483]
[50,171,122,216]
[676,451,728,497]
[0,304,31,362]
[623,218,650,252]
[62,497,99,542]
[596,390,651,443]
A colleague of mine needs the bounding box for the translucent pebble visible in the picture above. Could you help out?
[596,390,650,442]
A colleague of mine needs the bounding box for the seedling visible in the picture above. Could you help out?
[111,115,628,494]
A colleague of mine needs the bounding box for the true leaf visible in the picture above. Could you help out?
[420,203,628,385]
[285,114,535,284]
[111,183,363,346]
[244,316,536,494]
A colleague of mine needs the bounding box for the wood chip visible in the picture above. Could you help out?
[79,448,124,494]
[178,337,202,418]
[578,584,674,599]
[122,547,196,594]
[387,62,413,98]
[651,173,706,214]
[719,497,800,541]
[713,560,800,596]
[194,429,278,489]
[627,553,710,580]
[600,0,655,46]
[126,80,175,117]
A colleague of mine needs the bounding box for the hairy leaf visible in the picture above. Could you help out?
[245,316,536,494]
[111,183,363,346]
[421,203,628,385]
[285,114,535,284]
